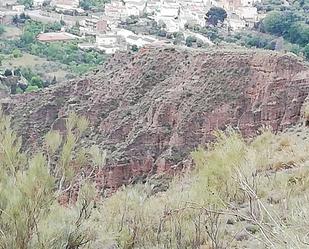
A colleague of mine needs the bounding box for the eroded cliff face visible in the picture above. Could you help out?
[3,47,309,191]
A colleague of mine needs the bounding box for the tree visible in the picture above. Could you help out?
[46,22,62,32]
[79,0,109,10]
[17,0,33,8]
[12,49,22,58]
[25,85,39,92]
[30,76,43,88]
[4,69,12,77]
[51,75,57,84]
[304,44,309,60]
[206,7,227,26]
[12,15,19,24]
[156,30,166,37]
[262,11,299,36]
[173,32,185,45]
[274,37,284,51]
[20,31,35,45]
[12,13,30,25]
[80,0,91,10]
[131,45,138,52]
[0,25,5,36]
[84,52,95,64]
[125,15,139,25]
[13,68,22,77]
[287,22,309,46]
[186,36,197,47]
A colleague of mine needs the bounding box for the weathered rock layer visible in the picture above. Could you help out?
[3,47,309,190]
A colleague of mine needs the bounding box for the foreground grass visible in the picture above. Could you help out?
[1,108,309,248]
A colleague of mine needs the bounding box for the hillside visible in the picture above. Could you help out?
[3,46,309,191]
[1,46,309,248]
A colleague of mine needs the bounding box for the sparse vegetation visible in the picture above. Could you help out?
[0,67,50,93]
[0,110,105,248]
[231,3,309,60]
[1,107,309,248]
[0,20,106,79]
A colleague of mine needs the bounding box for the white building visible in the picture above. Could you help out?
[96,32,126,54]
[125,34,157,47]
[104,0,128,27]
[11,5,25,14]
[228,13,246,29]
[126,4,141,16]
[218,0,260,30]
[115,28,135,37]
[33,0,46,7]
[235,6,258,21]
[163,18,180,32]
[145,0,161,14]
[125,0,146,16]
[160,6,178,17]
[95,28,158,53]
[105,0,128,19]
[155,4,180,32]
[96,33,119,46]
[0,0,17,7]
[187,31,213,45]
[97,45,121,54]
[179,6,207,29]
[80,15,108,35]
[181,0,205,7]
[51,0,80,10]
[240,0,261,6]
[161,0,179,8]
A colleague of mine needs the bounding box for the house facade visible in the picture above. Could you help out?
[145,0,161,14]
[51,0,80,12]
[124,0,146,16]
[96,32,126,54]
[80,15,108,36]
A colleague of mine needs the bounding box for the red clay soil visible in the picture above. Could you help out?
[3,46,309,191]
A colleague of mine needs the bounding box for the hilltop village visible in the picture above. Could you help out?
[0,0,263,54]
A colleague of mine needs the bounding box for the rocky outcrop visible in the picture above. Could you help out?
[4,47,309,190]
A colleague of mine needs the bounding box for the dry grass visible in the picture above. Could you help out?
[1,25,22,39]
[2,53,47,68]
[86,127,309,248]
[1,53,70,82]
[1,107,309,248]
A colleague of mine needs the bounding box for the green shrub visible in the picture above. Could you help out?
[206,7,227,26]
[0,110,102,248]
[25,85,39,92]
[15,87,23,94]
[12,49,22,58]
[30,76,43,88]
[185,36,197,47]
[304,44,309,60]
[0,25,5,35]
